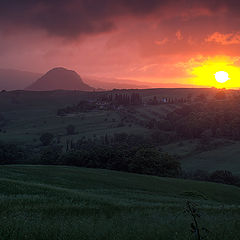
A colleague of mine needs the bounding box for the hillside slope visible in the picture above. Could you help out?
[0,165,239,240]
[182,142,240,175]
[0,69,41,90]
[162,141,240,175]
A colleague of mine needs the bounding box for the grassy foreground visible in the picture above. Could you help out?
[0,165,239,240]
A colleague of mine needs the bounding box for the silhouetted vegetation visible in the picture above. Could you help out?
[100,93,143,106]
[164,98,240,140]
[0,142,26,164]
[185,201,209,240]
[40,133,54,146]
[66,124,76,135]
[182,169,240,187]
[54,142,181,177]
[1,88,240,186]
[1,136,240,187]
[57,101,95,116]
[210,170,239,185]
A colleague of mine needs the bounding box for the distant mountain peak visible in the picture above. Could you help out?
[47,67,75,73]
[26,67,94,91]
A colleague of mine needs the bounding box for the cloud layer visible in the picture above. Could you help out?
[1,0,240,87]
[1,0,240,38]
[0,0,168,37]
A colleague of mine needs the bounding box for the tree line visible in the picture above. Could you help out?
[99,93,143,106]
[0,139,239,187]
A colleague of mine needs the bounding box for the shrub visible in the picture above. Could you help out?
[210,170,240,185]
[40,145,63,164]
[0,143,25,164]
[129,148,181,177]
[66,124,76,135]
[40,133,54,146]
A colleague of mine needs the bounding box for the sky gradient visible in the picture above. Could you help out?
[1,0,240,88]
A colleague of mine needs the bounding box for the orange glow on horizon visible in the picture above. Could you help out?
[189,56,240,89]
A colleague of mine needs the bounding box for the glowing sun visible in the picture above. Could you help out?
[214,71,229,83]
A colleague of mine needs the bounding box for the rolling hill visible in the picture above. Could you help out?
[0,165,239,240]
[0,69,41,90]
[26,67,94,91]
[84,76,207,90]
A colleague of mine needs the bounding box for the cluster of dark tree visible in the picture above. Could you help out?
[183,169,240,187]
[99,93,142,106]
[0,142,26,164]
[147,96,190,105]
[1,138,240,187]
[40,125,77,146]
[36,130,181,177]
[146,90,226,107]
[39,143,181,177]
[57,101,95,116]
[156,98,240,140]
[0,134,181,178]
[40,131,152,148]
[64,131,176,150]
[57,93,143,116]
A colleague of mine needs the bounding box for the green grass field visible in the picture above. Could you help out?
[0,165,239,240]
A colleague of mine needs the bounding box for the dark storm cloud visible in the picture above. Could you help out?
[0,0,239,38]
[0,0,166,37]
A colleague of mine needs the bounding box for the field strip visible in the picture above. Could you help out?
[0,177,239,211]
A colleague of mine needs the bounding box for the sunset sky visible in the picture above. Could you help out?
[1,0,240,88]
